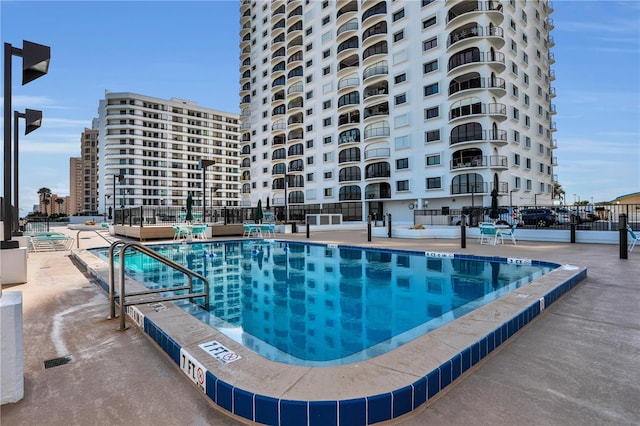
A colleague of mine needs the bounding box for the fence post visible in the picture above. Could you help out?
[306,222,309,239]
[387,213,392,238]
[367,215,372,242]
[619,214,628,259]
[460,215,466,249]
[570,215,576,243]
[140,206,144,227]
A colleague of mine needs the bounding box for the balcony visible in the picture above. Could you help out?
[448,75,506,98]
[449,101,507,122]
[449,129,507,146]
[364,148,390,160]
[448,50,505,74]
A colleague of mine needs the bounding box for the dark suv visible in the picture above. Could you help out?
[521,208,557,227]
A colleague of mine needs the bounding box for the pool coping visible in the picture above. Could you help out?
[71,242,586,426]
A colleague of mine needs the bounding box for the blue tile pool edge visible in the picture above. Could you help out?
[71,248,586,426]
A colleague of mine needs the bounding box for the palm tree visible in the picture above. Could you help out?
[55,198,64,216]
[552,182,565,205]
[37,187,51,216]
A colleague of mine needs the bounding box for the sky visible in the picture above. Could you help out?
[1,0,639,214]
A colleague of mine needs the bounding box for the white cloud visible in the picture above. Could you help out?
[20,141,78,154]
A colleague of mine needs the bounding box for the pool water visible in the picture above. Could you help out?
[92,241,556,366]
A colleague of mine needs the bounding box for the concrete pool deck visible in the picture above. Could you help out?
[1,226,639,425]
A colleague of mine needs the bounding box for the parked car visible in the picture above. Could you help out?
[451,207,523,226]
[553,207,581,224]
[521,208,557,227]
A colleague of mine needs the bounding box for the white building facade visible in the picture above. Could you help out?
[239,0,557,223]
[97,91,240,213]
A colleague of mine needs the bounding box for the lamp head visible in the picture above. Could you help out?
[22,41,51,85]
[24,109,43,135]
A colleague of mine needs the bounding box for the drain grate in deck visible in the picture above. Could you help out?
[44,355,72,369]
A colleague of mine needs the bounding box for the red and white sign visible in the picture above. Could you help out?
[180,348,207,392]
[199,340,242,365]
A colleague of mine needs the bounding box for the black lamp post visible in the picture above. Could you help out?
[112,174,124,224]
[198,159,215,223]
[13,108,42,236]
[3,40,50,249]
[509,188,517,209]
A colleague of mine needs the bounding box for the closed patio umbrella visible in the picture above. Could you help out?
[256,199,264,223]
[186,192,194,222]
[489,189,499,222]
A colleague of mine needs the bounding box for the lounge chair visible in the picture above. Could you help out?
[628,225,639,252]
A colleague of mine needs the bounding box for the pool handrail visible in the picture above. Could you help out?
[108,240,210,330]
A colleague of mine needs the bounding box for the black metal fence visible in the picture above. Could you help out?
[414,204,640,231]
[111,206,274,227]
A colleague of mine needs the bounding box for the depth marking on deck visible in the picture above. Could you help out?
[180,348,207,392]
[199,340,242,364]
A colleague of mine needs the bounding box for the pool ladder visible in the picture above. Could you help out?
[108,240,210,330]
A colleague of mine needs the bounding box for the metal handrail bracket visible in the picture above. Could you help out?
[108,240,209,330]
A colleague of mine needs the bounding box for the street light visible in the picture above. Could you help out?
[3,40,50,249]
[104,194,111,221]
[12,108,42,236]
[112,174,124,224]
[534,192,544,206]
[198,159,215,224]
[509,188,518,209]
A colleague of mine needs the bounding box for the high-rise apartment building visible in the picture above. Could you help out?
[97,91,240,212]
[69,127,100,215]
[240,0,557,223]
[69,156,83,215]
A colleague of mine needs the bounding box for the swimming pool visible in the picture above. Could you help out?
[91,240,555,366]
[77,238,586,426]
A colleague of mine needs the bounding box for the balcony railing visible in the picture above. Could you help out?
[450,129,507,145]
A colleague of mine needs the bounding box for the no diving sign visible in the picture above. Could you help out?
[180,348,207,393]
[199,340,242,365]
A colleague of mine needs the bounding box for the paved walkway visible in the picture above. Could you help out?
[1,226,638,425]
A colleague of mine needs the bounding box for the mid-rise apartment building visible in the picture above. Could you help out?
[97,91,240,212]
[239,0,557,223]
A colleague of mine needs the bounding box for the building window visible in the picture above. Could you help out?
[396,158,409,169]
[392,9,405,22]
[422,16,436,29]
[426,154,440,166]
[395,135,410,149]
[393,31,404,42]
[397,180,409,191]
[322,15,330,25]
[324,188,333,196]
[426,177,441,189]
[324,171,332,179]
[395,93,407,105]
[425,129,440,142]
[423,59,438,74]
[323,136,332,144]
[424,106,439,119]
[423,37,437,51]
[323,100,331,109]
[514,153,520,165]
[424,83,439,96]
[394,73,406,84]
[323,66,331,75]
[323,49,330,58]
[323,117,332,126]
